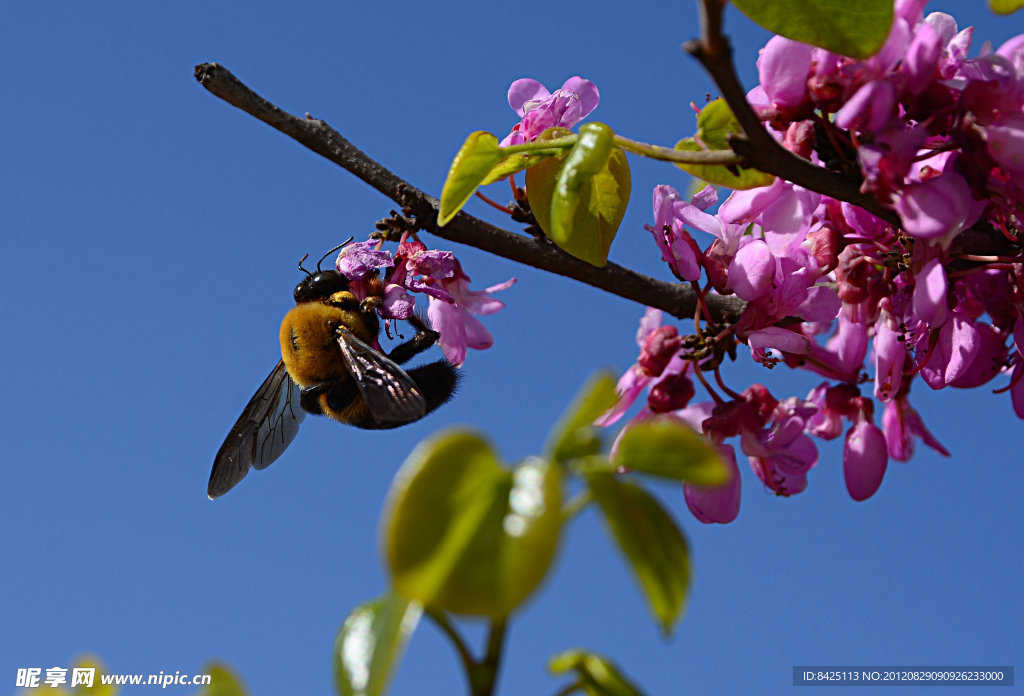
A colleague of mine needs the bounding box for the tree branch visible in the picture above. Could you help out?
[685,0,900,225]
[193,62,746,322]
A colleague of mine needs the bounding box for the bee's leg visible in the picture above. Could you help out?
[386,314,441,365]
[299,381,359,416]
[298,385,326,415]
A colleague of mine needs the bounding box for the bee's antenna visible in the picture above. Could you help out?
[298,253,312,275]
[316,236,356,272]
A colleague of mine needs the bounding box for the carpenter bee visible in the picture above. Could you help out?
[208,248,458,499]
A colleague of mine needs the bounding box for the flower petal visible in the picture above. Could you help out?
[507,78,549,116]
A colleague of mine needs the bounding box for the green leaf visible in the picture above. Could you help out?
[384,429,563,617]
[197,663,247,696]
[334,591,422,696]
[481,151,554,186]
[545,372,619,465]
[675,99,774,190]
[526,125,631,267]
[991,0,1024,13]
[550,122,615,241]
[612,416,731,486]
[730,0,893,58]
[585,471,691,633]
[549,649,647,696]
[439,131,502,226]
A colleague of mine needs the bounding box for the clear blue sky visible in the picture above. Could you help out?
[2,2,1021,695]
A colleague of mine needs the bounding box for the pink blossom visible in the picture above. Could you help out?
[757,36,813,119]
[596,309,686,427]
[844,417,889,501]
[389,241,457,303]
[918,311,981,388]
[912,257,948,327]
[643,185,706,281]
[835,80,896,133]
[426,262,515,367]
[729,239,775,301]
[500,76,599,146]
[336,240,393,279]
[881,396,949,461]
[684,444,741,524]
[742,398,819,497]
[748,326,812,362]
[874,317,906,402]
[893,170,984,246]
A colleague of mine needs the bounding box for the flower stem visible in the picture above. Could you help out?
[475,190,514,214]
[469,619,508,696]
[499,137,576,156]
[427,607,509,696]
[425,606,476,678]
[614,134,740,165]
[562,489,593,521]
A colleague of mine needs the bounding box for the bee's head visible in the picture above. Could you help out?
[294,270,349,303]
[294,239,354,303]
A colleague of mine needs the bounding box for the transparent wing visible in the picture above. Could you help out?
[336,327,427,425]
[208,361,306,499]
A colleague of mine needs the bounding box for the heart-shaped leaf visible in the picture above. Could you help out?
[526,126,631,267]
[384,430,563,617]
[731,0,893,58]
[675,99,774,190]
[439,131,503,226]
[612,416,731,486]
[585,471,691,633]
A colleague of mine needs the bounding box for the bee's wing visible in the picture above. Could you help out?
[208,361,306,499]
[336,327,427,425]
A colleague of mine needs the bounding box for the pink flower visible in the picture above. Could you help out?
[918,311,981,388]
[335,240,393,279]
[835,80,897,133]
[893,170,984,247]
[913,257,948,327]
[500,76,599,146]
[684,443,741,524]
[843,417,888,501]
[426,261,515,367]
[643,185,706,281]
[596,309,683,427]
[389,241,457,303]
[881,395,949,461]
[748,326,811,362]
[741,397,819,496]
[730,239,776,301]
[756,36,813,119]
[873,315,906,402]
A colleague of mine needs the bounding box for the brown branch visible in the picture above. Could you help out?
[685,0,900,225]
[193,62,746,321]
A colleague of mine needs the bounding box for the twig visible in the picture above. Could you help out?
[425,606,476,678]
[684,0,900,225]
[193,62,746,321]
[475,619,508,696]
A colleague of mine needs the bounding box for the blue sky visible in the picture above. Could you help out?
[2,2,1021,695]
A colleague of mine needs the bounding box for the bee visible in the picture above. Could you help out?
[208,248,458,499]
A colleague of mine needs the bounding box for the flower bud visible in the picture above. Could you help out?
[843,419,888,501]
[637,325,682,377]
[647,372,695,413]
[703,238,733,294]
[804,225,842,274]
